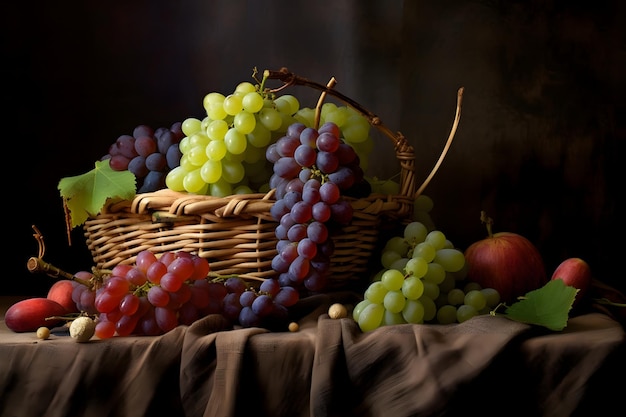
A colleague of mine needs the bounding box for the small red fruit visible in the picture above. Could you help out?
[551,257,592,306]
[464,212,547,303]
[47,279,80,313]
[5,298,69,332]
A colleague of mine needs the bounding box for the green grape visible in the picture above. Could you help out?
[200,160,222,183]
[178,136,193,154]
[423,262,446,285]
[436,305,458,324]
[233,185,254,194]
[203,92,225,109]
[242,91,264,113]
[358,303,384,332]
[221,159,245,184]
[207,101,228,120]
[420,296,437,321]
[293,107,316,126]
[389,257,409,272]
[224,150,245,163]
[224,128,247,154]
[422,281,440,300]
[234,81,256,95]
[381,269,405,291]
[381,250,401,269]
[233,111,256,134]
[383,290,406,314]
[438,272,456,293]
[189,132,211,148]
[384,236,409,257]
[183,169,205,193]
[404,221,428,244]
[258,107,282,131]
[179,154,194,171]
[433,248,466,272]
[365,281,388,304]
[242,144,264,164]
[383,310,407,326]
[405,257,428,279]
[443,240,454,249]
[414,194,434,212]
[223,94,243,116]
[165,166,186,191]
[456,304,478,323]
[188,145,209,166]
[413,242,436,262]
[464,290,487,311]
[414,210,436,232]
[209,178,232,197]
[402,299,425,324]
[380,180,399,194]
[274,94,299,115]
[447,288,466,306]
[353,299,372,321]
[246,122,271,148]
[207,119,229,140]
[402,276,425,300]
[425,230,447,250]
[322,104,349,126]
[342,114,370,143]
[463,282,482,293]
[182,117,203,136]
[206,140,227,161]
[481,288,501,308]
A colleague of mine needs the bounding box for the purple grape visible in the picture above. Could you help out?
[273,286,299,307]
[294,144,317,166]
[273,157,301,179]
[251,294,274,316]
[316,151,339,174]
[146,152,167,171]
[307,221,329,244]
[316,132,340,152]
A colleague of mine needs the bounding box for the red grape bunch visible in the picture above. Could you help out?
[266,121,370,293]
[101,122,184,193]
[70,250,300,338]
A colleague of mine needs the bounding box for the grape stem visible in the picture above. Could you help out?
[592,298,626,308]
[263,68,464,199]
[27,257,93,287]
[480,211,495,237]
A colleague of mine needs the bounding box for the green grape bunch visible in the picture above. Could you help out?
[354,220,501,331]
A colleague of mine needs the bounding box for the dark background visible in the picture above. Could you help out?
[3,1,625,296]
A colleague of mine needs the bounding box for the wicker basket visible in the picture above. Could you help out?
[83,69,463,291]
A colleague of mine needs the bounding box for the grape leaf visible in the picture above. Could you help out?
[58,159,136,228]
[503,279,578,331]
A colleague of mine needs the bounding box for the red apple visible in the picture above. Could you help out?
[550,257,592,305]
[47,279,80,313]
[463,213,547,303]
[5,298,69,332]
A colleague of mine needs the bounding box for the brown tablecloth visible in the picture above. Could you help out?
[1,294,624,417]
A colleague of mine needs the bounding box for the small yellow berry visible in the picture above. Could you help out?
[328,303,348,319]
[69,317,96,343]
[36,327,50,340]
[288,322,299,332]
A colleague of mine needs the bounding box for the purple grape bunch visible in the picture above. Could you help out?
[266,121,370,293]
[101,122,184,193]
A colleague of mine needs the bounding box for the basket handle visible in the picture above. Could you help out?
[264,68,463,200]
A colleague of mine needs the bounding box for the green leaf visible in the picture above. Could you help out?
[58,159,136,228]
[503,279,578,331]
